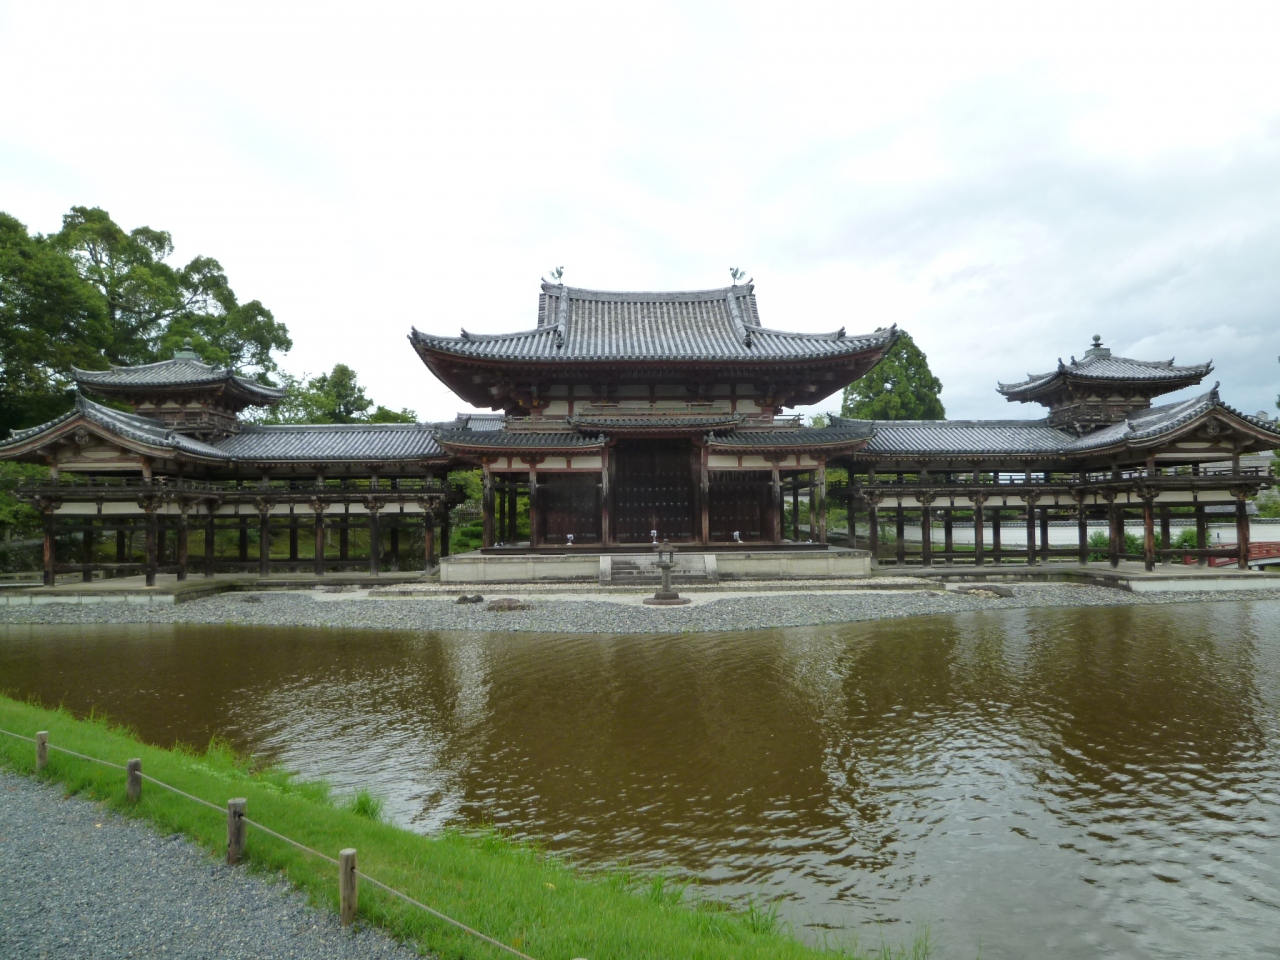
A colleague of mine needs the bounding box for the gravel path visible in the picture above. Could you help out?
[2,582,1279,633]
[0,769,422,959]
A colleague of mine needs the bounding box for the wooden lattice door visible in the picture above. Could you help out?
[612,439,696,543]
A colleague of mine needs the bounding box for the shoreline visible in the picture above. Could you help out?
[3,581,1280,633]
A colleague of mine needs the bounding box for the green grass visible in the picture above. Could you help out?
[0,694,926,960]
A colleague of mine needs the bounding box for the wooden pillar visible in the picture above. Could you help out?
[527,461,541,548]
[482,462,495,549]
[424,512,436,568]
[973,498,985,567]
[497,480,506,543]
[867,499,879,565]
[770,461,782,543]
[600,443,612,546]
[81,522,94,583]
[920,500,933,567]
[145,507,158,586]
[895,505,906,564]
[205,508,216,577]
[1236,497,1250,570]
[1194,502,1207,566]
[699,444,710,544]
[176,506,188,582]
[42,510,56,587]
[1024,498,1037,566]
[238,513,249,563]
[313,503,326,576]
[1108,501,1121,568]
[441,505,451,557]
[991,507,1002,562]
[1159,507,1171,566]
[790,474,800,540]
[943,507,953,562]
[816,460,827,544]
[1077,498,1089,565]
[258,504,271,578]
[289,509,299,566]
[389,513,400,572]
[367,504,381,575]
[1039,505,1050,562]
[507,484,518,543]
[1143,498,1156,572]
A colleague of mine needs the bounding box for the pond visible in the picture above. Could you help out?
[3,601,1278,959]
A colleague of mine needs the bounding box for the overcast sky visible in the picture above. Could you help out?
[4,1,1278,423]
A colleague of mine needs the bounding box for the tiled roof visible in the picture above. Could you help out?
[435,428,605,451]
[73,357,286,404]
[832,417,1073,456]
[216,423,446,462]
[410,282,897,363]
[0,395,229,459]
[448,413,506,432]
[1066,391,1280,451]
[999,343,1211,400]
[568,414,744,430]
[709,425,874,449]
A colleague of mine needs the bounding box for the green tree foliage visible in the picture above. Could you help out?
[53,206,291,376]
[840,330,945,421]
[251,365,417,425]
[0,214,111,435]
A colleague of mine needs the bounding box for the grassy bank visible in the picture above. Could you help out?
[0,695,924,960]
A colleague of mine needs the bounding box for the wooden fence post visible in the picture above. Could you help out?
[126,759,142,801]
[339,848,358,926]
[35,731,48,773]
[227,798,247,864]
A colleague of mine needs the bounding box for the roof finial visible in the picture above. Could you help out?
[545,265,564,283]
[1084,334,1110,359]
[729,267,746,285]
[173,338,199,360]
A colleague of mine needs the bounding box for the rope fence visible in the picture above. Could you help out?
[0,726,556,960]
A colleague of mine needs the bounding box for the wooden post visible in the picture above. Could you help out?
[35,731,48,773]
[1108,502,1121,568]
[176,507,189,582]
[1024,498,1037,566]
[440,505,451,557]
[82,522,94,583]
[239,513,249,563]
[991,507,1002,562]
[42,511,56,587]
[289,509,299,567]
[943,507,953,562]
[126,759,142,802]
[1236,497,1250,570]
[816,460,827,544]
[1195,501,1207,567]
[1159,506,1171,566]
[867,499,879,565]
[227,798,247,865]
[699,444,710,544]
[1077,498,1089,565]
[1039,505,1050,562]
[920,501,932,567]
[424,512,436,568]
[145,507,158,586]
[770,461,782,544]
[258,505,271,578]
[895,505,906,564]
[527,461,541,548]
[791,475,800,541]
[367,504,381,575]
[389,515,400,572]
[340,503,350,561]
[1142,498,1156,571]
[497,479,506,543]
[313,503,326,576]
[973,498,985,567]
[600,443,612,546]
[507,484,518,543]
[339,848,358,927]
[482,462,495,549]
[205,509,216,577]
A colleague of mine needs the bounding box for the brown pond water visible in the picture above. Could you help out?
[2,602,1279,959]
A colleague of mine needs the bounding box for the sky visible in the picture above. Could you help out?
[3,1,1279,423]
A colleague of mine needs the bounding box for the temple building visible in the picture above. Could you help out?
[1,280,1277,586]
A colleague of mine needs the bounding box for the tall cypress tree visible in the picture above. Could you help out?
[841,331,945,421]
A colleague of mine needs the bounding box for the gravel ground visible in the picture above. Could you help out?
[2,582,1279,634]
[0,769,422,960]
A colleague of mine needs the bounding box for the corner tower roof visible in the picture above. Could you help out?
[998,335,1212,404]
[72,341,286,410]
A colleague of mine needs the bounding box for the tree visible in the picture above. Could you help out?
[53,206,290,378]
[0,213,111,436]
[841,330,945,421]
[250,364,417,424]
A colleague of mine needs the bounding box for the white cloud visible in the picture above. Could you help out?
[3,0,1277,421]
